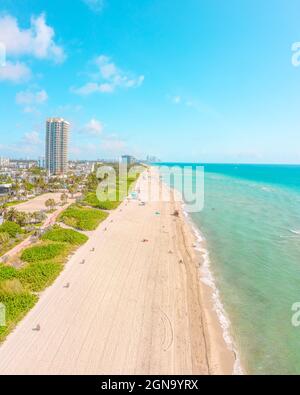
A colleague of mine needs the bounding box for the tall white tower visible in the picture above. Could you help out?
[45,118,69,175]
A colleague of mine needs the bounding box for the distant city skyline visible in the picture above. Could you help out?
[1,1,300,163]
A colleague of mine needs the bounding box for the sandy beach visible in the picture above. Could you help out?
[15,193,65,213]
[0,168,234,375]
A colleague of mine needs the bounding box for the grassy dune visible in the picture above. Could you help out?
[59,204,108,231]
[83,175,139,210]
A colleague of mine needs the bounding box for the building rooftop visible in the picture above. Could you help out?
[46,118,70,124]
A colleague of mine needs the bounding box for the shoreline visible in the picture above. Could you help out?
[181,207,243,374]
[159,170,238,375]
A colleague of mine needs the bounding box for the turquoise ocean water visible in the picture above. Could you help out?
[159,163,300,374]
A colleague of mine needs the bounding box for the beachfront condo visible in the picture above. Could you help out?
[45,118,69,175]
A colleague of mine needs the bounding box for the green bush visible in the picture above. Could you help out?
[18,262,63,292]
[59,205,108,231]
[0,221,22,238]
[0,293,38,342]
[0,279,23,294]
[41,227,88,245]
[21,243,66,263]
[83,174,139,211]
[0,232,10,244]
[83,192,120,210]
[62,217,77,228]
[0,265,17,281]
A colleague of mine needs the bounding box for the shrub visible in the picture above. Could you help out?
[59,205,108,231]
[83,192,120,210]
[18,262,63,292]
[0,265,17,281]
[63,217,77,228]
[21,243,66,263]
[0,221,22,238]
[0,293,38,342]
[0,232,10,245]
[0,279,23,294]
[41,227,88,245]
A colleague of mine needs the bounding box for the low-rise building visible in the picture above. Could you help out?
[0,183,12,196]
[0,157,9,167]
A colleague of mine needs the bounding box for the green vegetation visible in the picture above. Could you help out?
[18,262,63,292]
[0,265,17,281]
[41,226,88,245]
[0,233,28,259]
[83,174,139,211]
[0,220,35,259]
[3,200,28,207]
[59,204,108,230]
[45,198,56,211]
[21,243,66,263]
[0,232,9,244]
[60,193,68,205]
[4,208,30,227]
[68,184,78,198]
[0,291,38,342]
[83,192,120,210]
[0,221,22,238]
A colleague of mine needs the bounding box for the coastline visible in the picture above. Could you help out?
[181,208,243,374]
[0,167,235,374]
[158,169,238,375]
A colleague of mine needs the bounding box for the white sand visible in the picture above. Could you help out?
[0,168,234,374]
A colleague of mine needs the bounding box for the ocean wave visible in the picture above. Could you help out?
[182,204,244,375]
[261,186,273,192]
[289,229,300,235]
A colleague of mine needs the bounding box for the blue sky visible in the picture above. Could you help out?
[0,0,300,163]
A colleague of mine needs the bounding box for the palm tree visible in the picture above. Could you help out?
[4,208,18,222]
[15,212,29,227]
[68,184,78,199]
[60,193,68,205]
[45,198,56,211]
[12,182,21,198]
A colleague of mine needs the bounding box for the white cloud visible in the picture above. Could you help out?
[0,61,31,82]
[73,55,144,95]
[23,106,40,115]
[0,14,65,84]
[83,0,105,13]
[0,14,65,62]
[0,143,36,154]
[16,89,48,105]
[22,131,41,145]
[69,145,82,155]
[101,137,126,152]
[0,131,42,155]
[69,143,98,157]
[81,118,103,135]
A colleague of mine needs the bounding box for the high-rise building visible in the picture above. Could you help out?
[45,118,69,175]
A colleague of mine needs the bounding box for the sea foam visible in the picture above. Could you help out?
[182,204,244,375]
